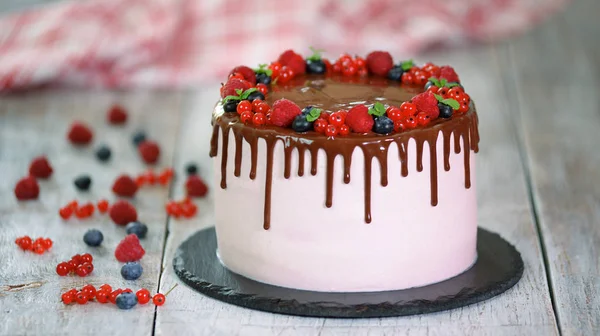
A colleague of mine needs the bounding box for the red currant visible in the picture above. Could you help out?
[255,103,270,115]
[97,199,109,213]
[81,253,93,263]
[61,292,74,305]
[447,87,463,100]
[136,288,151,304]
[357,68,368,77]
[339,124,350,136]
[75,293,88,305]
[314,118,328,134]
[256,83,268,96]
[96,289,110,304]
[56,262,70,276]
[81,285,96,299]
[19,236,32,250]
[181,202,198,218]
[332,63,342,73]
[268,62,282,79]
[236,100,252,115]
[240,111,253,124]
[328,111,346,127]
[252,113,266,126]
[75,206,88,219]
[278,66,292,83]
[153,293,166,306]
[458,93,470,105]
[394,120,406,132]
[401,73,414,85]
[75,265,89,277]
[122,288,133,293]
[413,71,428,86]
[355,56,366,68]
[67,260,78,271]
[339,54,353,66]
[422,63,440,77]
[399,102,417,118]
[41,238,52,250]
[109,289,123,304]
[342,64,357,77]
[426,85,439,94]
[325,125,338,137]
[82,262,94,274]
[458,101,470,113]
[59,206,73,219]
[416,112,431,126]
[99,284,112,292]
[251,99,263,111]
[71,254,82,265]
[404,117,418,129]
[67,200,78,211]
[229,72,244,80]
[32,244,45,254]
[438,87,449,97]
[386,107,403,121]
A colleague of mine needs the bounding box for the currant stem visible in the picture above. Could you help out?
[164,283,179,297]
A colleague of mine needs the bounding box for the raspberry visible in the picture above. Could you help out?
[438,66,460,83]
[220,79,252,98]
[29,156,53,179]
[115,234,146,262]
[112,174,138,197]
[107,104,128,124]
[109,200,138,226]
[411,92,440,119]
[229,66,256,86]
[270,99,301,127]
[345,105,374,133]
[186,175,208,198]
[366,51,393,77]
[138,141,160,164]
[278,50,305,75]
[67,122,93,145]
[14,176,39,200]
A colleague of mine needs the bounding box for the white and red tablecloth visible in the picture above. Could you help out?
[0,0,567,92]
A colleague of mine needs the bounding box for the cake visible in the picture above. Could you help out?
[210,50,479,292]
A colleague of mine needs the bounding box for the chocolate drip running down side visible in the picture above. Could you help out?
[210,77,480,230]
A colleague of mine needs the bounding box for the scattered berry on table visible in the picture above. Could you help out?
[61,291,74,304]
[96,289,110,304]
[83,229,104,247]
[28,156,53,179]
[16,236,51,254]
[56,262,70,276]
[75,202,95,218]
[373,116,394,134]
[138,140,160,164]
[82,262,94,273]
[156,168,174,186]
[116,292,138,310]
[14,176,39,200]
[67,122,93,145]
[185,163,198,175]
[107,104,128,125]
[136,288,151,304]
[132,131,147,146]
[100,284,112,292]
[270,99,302,127]
[126,221,148,239]
[366,51,393,77]
[112,174,138,197]
[185,175,208,198]
[109,200,138,226]
[75,265,89,277]
[73,175,92,191]
[438,103,453,118]
[345,104,373,133]
[387,65,404,81]
[109,289,123,304]
[223,100,238,113]
[95,145,112,162]
[81,284,96,299]
[97,199,109,213]
[152,293,166,306]
[75,292,88,305]
[121,262,143,280]
[115,234,146,262]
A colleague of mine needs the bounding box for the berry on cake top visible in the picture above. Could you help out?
[218,48,472,137]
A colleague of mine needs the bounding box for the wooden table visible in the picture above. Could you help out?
[1,1,598,335]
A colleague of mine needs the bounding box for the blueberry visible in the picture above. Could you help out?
[223,100,238,113]
[185,163,198,175]
[132,131,147,146]
[247,91,265,102]
[256,73,272,85]
[301,106,314,115]
[74,175,91,191]
[306,60,326,74]
[121,262,143,280]
[83,229,103,247]
[126,221,148,239]
[116,292,138,310]
[424,81,435,90]
[292,115,313,132]
[438,103,453,119]
[387,65,404,81]
[95,145,111,162]
[373,116,394,134]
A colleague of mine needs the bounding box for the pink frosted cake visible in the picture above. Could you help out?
[210,49,479,292]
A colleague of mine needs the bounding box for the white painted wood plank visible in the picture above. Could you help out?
[0,90,182,336]
[154,46,558,335]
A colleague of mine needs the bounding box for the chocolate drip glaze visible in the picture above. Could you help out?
[210,77,480,230]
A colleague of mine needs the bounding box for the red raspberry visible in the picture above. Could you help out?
[14,176,39,200]
[411,92,440,119]
[278,50,305,75]
[107,104,128,124]
[220,78,252,98]
[229,66,256,86]
[112,174,138,197]
[345,105,374,133]
[115,234,146,262]
[270,99,301,127]
[109,200,138,226]
[138,140,160,164]
[366,51,393,76]
[438,66,460,83]
[29,156,53,179]
[67,122,93,145]
[186,175,208,198]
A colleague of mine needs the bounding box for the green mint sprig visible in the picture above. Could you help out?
[428,77,459,88]
[254,64,273,77]
[306,107,322,122]
[307,46,326,62]
[223,88,258,104]
[368,102,387,117]
[400,59,415,71]
[434,94,460,110]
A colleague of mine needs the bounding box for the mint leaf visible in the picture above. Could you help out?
[265,69,273,76]
[441,98,460,110]
[368,102,386,117]
[434,94,444,102]
[240,88,258,99]
[307,46,325,61]
[254,64,273,77]
[446,82,459,88]
[440,78,448,87]
[306,107,322,122]
[400,59,414,71]
[222,95,242,104]
[428,77,441,87]
[235,89,243,95]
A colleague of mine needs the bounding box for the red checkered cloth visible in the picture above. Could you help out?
[0,0,567,92]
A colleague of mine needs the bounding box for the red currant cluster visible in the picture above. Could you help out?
[165,197,198,218]
[426,85,471,113]
[267,62,296,84]
[400,62,442,86]
[135,168,175,187]
[61,284,175,306]
[55,253,94,277]
[237,99,272,127]
[331,54,368,77]
[15,236,53,254]
[313,111,351,137]
[59,199,109,220]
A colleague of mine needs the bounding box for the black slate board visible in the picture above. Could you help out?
[173,227,524,318]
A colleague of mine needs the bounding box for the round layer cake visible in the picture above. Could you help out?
[210,50,479,292]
